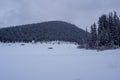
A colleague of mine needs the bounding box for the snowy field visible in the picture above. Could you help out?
[0,42,120,80]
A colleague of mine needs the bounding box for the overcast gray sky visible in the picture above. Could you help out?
[0,0,120,30]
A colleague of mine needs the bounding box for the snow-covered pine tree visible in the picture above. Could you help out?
[85,26,89,49]
[89,23,97,48]
[112,11,120,46]
[118,21,120,46]
[107,12,120,46]
[98,14,109,46]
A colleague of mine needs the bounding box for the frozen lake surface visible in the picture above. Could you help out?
[0,42,120,80]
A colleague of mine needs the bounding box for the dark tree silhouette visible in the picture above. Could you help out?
[89,11,120,49]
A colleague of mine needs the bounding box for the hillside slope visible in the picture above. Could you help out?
[0,21,88,43]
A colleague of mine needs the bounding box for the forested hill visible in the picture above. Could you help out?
[0,21,88,44]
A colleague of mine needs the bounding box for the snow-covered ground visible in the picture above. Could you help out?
[0,42,120,80]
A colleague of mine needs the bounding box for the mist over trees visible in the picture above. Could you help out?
[88,11,120,49]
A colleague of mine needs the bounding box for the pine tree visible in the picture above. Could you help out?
[98,14,109,46]
[89,23,97,48]
[113,11,120,45]
[107,12,120,46]
[85,26,89,48]
[97,12,120,48]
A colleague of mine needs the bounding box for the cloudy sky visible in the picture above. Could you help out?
[0,0,120,30]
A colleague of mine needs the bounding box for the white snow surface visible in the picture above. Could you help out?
[0,42,120,80]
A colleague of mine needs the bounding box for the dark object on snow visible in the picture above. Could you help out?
[21,44,25,46]
[48,47,53,49]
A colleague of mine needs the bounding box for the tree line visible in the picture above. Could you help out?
[87,11,120,49]
[0,12,119,50]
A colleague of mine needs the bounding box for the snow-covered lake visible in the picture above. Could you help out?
[0,42,120,80]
